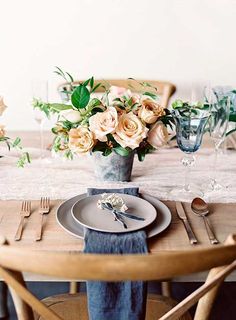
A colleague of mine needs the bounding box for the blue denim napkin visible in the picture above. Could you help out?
[84,187,148,320]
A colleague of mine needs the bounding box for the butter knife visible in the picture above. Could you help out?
[176,202,198,245]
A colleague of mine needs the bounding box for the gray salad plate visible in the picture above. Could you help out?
[56,193,172,239]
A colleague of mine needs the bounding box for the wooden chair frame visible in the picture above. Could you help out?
[57,79,176,108]
[0,235,235,320]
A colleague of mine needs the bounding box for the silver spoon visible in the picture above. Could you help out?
[191,198,219,245]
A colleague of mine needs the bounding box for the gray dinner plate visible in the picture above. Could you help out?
[56,193,172,239]
[71,194,157,233]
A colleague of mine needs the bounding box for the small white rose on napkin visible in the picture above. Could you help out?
[97,193,128,212]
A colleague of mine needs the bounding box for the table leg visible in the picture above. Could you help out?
[161,281,172,297]
[0,282,8,318]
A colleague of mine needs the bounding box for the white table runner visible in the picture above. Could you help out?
[0,146,236,202]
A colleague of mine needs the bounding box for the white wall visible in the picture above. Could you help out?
[0,0,236,130]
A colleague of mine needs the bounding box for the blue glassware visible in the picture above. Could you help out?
[173,109,209,192]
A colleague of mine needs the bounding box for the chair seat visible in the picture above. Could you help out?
[34,293,192,320]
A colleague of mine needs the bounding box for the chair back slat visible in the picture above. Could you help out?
[159,260,236,320]
[0,244,235,281]
[0,234,235,320]
[57,79,176,108]
[0,266,63,320]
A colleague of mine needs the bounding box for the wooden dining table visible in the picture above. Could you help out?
[0,130,236,319]
[0,131,236,282]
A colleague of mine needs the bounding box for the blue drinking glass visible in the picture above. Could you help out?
[173,109,209,192]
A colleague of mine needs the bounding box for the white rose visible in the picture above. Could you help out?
[60,109,81,123]
[0,97,7,116]
[147,121,169,148]
[68,127,95,154]
[89,107,118,142]
[138,99,165,124]
[114,112,148,149]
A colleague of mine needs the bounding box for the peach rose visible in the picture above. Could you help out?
[68,127,95,154]
[89,107,118,142]
[114,112,148,149]
[147,121,169,148]
[0,125,5,138]
[0,96,7,116]
[138,99,165,124]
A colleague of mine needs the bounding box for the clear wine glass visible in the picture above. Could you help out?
[172,108,209,195]
[31,80,48,159]
[209,92,230,190]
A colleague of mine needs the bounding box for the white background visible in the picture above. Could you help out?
[0,0,236,130]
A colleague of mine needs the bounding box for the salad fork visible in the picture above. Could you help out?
[35,197,50,241]
[14,201,31,241]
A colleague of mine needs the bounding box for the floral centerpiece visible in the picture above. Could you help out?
[33,68,174,181]
[0,96,30,167]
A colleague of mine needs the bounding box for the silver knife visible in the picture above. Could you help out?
[176,202,198,245]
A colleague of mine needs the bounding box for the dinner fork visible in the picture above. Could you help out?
[14,201,31,241]
[35,197,50,241]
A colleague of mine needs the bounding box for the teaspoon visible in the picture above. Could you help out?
[191,198,219,244]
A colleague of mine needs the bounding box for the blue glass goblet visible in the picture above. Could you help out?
[173,109,209,192]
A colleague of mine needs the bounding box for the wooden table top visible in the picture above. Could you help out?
[0,199,234,253]
[1,131,236,281]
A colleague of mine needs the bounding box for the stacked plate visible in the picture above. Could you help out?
[56,193,172,239]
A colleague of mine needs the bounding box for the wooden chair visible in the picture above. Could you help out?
[57,79,176,108]
[0,235,235,320]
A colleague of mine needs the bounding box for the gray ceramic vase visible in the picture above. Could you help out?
[92,151,135,182]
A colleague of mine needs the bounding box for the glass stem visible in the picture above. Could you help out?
[182,154,195,192]
[212,145,219,186]
[39,122,44,159]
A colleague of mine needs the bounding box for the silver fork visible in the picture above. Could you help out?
[14,201,31,241]
[35,197,50,241]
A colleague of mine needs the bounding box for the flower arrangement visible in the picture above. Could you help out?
[0,96,30,167]
[33,68,175,161]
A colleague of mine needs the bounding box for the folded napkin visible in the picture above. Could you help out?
[84,187,148,320]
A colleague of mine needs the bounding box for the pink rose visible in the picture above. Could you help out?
[147,121,169,148]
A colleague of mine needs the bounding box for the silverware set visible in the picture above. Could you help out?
[14,197,50,241]
[176,197,219,245]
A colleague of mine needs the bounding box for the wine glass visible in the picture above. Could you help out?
[31,80,48,159]
[172,108,209,195]
[209,92,230,190]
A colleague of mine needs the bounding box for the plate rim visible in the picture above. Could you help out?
[71,194,157,234]
[56,193,172,239]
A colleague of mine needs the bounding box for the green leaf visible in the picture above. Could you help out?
[49,103,73,112]
[12,137,21,147]
[71,85,90,109]
[87,98,102,109]
[137,149,145,162]
[90,77,94,89]
[229,113,236,122]
[91,83,101,93]
[172,99,184,109]
[143,92,158,100]
[66,72,74,83]
[226,128,236,136]
[83,79,91,87]
[114,146,131,157]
